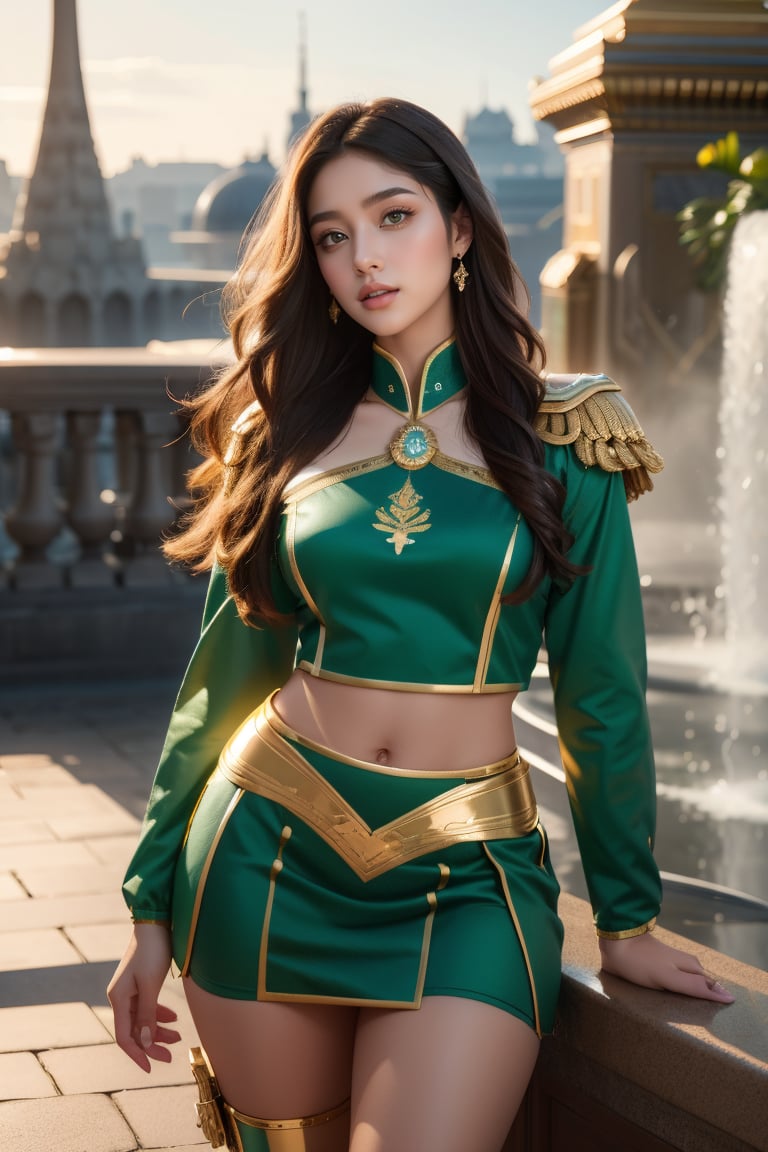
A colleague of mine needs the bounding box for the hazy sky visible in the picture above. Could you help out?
[1,0,603,178]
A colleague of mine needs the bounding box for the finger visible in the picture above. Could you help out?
[156,1003,179,1024]
[142,1040,174,1064]
[109,991,150,1069]
[660,967,735,1003]
[154,1025,182,1045]
[135,986,162,1051]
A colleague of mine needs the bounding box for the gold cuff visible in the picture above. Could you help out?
[132,917,171,926]
[597,917,656,941]
[228,1096,351,1130]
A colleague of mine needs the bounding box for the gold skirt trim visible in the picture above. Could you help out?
[217,699,539,882]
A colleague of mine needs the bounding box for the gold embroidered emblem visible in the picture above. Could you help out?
[373,476,431,555]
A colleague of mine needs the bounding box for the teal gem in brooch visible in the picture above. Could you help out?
[389,422,438,470]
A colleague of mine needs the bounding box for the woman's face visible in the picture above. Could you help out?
[307,151,470,352]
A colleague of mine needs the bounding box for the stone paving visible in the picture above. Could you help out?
[0,515,763,1150]
[0,679,206,1152]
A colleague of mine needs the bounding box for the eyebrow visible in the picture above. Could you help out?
[309,187,418,228]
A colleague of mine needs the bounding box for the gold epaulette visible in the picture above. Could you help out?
[535,373,664,502]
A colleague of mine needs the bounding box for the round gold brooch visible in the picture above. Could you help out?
[389,423,438,470]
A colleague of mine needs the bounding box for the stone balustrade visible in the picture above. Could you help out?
[0,345,229,586]
[0,345,231,681]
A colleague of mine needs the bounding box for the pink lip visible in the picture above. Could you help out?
[358,282,398,304]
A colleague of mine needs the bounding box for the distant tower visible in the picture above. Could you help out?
[287,12,312,150]
[0,0,147,346]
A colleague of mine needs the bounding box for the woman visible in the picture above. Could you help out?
[108,98,734,1152]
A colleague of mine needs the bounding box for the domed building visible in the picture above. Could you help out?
[173,150,277,270]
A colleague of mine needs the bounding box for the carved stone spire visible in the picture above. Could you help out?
[13,0,113,257]
[0,0,147,346]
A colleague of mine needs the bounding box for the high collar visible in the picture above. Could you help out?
[370,339,467,420]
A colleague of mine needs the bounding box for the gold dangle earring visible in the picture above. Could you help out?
[329,296,341,324]
[453,254,469,293]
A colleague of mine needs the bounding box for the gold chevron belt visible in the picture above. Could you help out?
[217,701,539,881]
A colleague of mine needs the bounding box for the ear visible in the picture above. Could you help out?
[451,203,473,256]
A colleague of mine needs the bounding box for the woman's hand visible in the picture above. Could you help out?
[107,923,182,1071]
[599,932,735,1004]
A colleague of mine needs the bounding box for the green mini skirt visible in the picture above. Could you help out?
[171,697,563,1036]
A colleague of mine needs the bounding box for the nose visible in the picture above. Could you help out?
[352,229,381,274]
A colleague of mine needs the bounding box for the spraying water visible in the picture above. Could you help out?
[719,212,768,684]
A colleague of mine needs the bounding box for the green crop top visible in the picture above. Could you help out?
[123,341,665,938]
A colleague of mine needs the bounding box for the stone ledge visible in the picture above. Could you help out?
[533,892,768,1152]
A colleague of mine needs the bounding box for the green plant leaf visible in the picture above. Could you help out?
[740,148,768,182]
[697,131,742,175]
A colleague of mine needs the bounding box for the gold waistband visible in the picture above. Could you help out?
[217,703,539,881]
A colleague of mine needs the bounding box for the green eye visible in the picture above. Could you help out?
[319,230,346,249]
[383,208,412,226]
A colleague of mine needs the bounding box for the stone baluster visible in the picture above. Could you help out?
[121,409,180,584]
[5,411,64,584]
[65,410,116,584]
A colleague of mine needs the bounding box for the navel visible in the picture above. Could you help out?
[375,748,391,766]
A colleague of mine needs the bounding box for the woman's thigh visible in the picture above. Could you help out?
[350,995,540,1152]
[183,977,357,1118]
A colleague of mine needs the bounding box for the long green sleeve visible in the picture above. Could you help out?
[543,444,662,936]
[122,565,298,920]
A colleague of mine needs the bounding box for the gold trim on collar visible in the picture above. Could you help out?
[372,337,456,419]
[415,337,456,420]
[218,705,538,881]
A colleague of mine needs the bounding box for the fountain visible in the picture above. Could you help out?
[719,211,768,686]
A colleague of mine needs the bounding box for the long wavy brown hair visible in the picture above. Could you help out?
[166,97,581,622]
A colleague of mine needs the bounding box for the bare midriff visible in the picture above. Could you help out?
[272,669,519,772]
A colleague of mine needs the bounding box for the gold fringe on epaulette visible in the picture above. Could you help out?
[536,391,664,502]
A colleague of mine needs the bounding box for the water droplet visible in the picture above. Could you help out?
[685,728,695,740]
[640,574,652,587]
